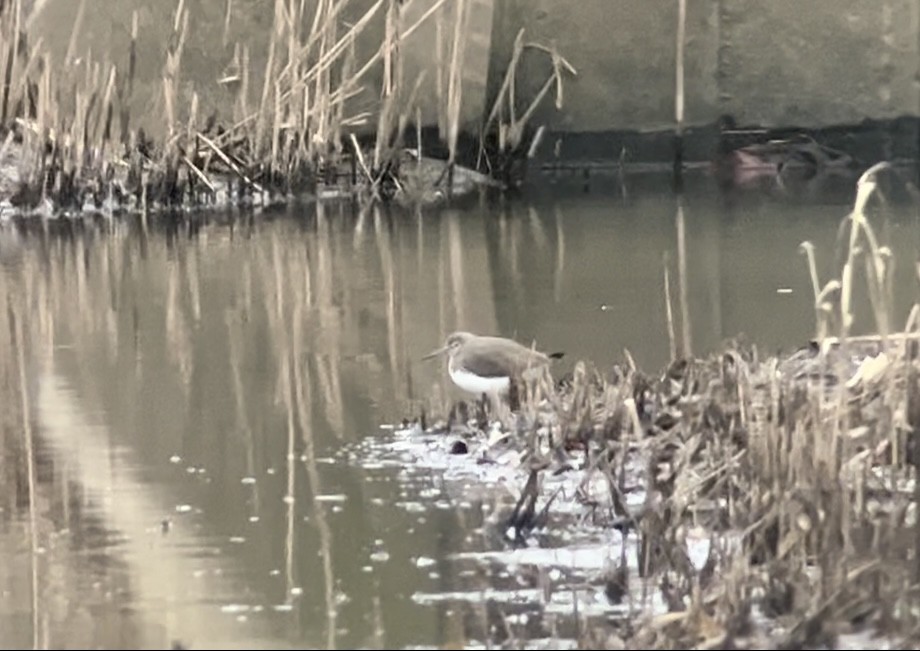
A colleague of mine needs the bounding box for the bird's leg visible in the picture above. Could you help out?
[493,393,513,426]
[508,378,521,412]
[475,393,489,430]
[447,400,469,432]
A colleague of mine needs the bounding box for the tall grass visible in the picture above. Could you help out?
[3,0,545,216]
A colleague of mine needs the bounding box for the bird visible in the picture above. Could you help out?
[422,331,563,397]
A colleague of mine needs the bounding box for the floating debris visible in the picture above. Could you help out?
[315,494,347,502]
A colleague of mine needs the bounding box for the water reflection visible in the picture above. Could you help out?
[1,171,919,648]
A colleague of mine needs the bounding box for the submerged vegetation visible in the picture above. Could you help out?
[0,0,574,218]
[399,164,920,649]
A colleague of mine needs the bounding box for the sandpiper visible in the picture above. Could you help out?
[422,331,563,397]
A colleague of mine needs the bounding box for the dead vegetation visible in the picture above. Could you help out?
[0,0,574,218]
[416,163,920,649]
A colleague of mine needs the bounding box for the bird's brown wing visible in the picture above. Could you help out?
[460,338,549,378]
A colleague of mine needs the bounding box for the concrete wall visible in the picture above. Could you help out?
[718,0,919,127]
[487,0,920,134]
[23,0,920,146]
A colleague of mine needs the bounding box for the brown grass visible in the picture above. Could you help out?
[2,0,565,216]
[416,164,920,649]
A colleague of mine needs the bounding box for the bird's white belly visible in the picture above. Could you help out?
[449,366,511,395]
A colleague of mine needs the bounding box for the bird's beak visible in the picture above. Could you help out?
[421,345,448,361]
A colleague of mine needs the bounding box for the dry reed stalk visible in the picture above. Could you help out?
[197,131,260,191]
[222,0,233,47]
[481,28,575,166]
[392,70,426,156]
[98,63,117,149]
[163,0,189,141]
[236,43,250,129]
[799,241,827,341]
[326,0,446,107]
[116,11,138,144]
[309,1,333,162]
[328,26,355,160]
[64,0,88,65]
[434,7,444,137]
[11,33,44,121]
[255,0,282,161]
[674,0,686,171]
[217,0,442,174]
[445,0,469,166]
[128,10,138,97]
[284,0,305,168]
[676,200,692,358]
[185,91,198,152]
[271,80,282,176]
[0,0,23,124]
[349,132,372,183]
[373,0,401,171]
[280,0,348,86]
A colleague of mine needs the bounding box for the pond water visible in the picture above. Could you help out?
[0,169,918,649]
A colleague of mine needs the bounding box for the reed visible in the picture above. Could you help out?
[413,165,920,649]
[3,0,533,218]
[479,28,576,184]
[673,0,686,175]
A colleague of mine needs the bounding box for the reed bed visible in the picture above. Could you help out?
[414,164,920,649]
[0,0,569,218]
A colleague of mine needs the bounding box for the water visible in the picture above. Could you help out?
[1,170,918,649]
